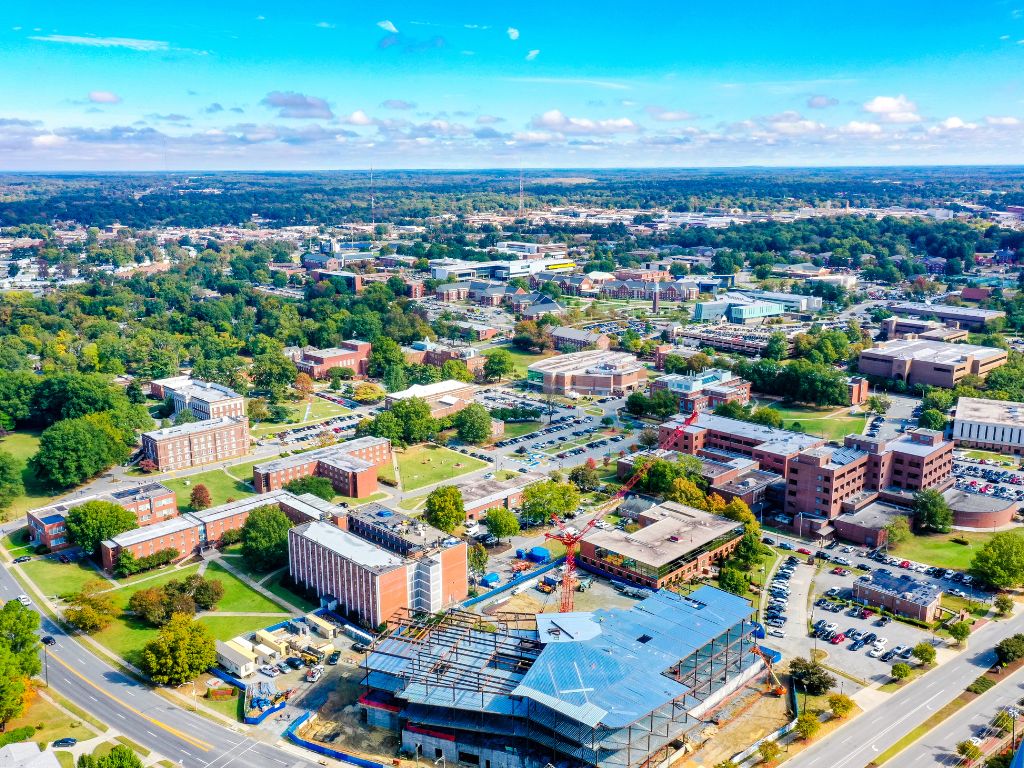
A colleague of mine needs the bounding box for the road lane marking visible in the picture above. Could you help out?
[48,651,212,752]
[832,690,946,768]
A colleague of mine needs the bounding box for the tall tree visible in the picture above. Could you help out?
[520,480,580,526]
[0,452,24,512]
[912,489,953,533]
[32,416,132,488]
[241,505,292,572]
[483,349,515,382]
[454,403,492,444]
[0,601,40,677]
[140,613,217,685]
[189,484,212,511]
[485,507,520,542]
[65,500,138,556]
[971,531,1024,588]
[424,486,464,533]
[0,647,27,729]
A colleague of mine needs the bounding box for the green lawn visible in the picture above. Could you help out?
[2,529,34,557]
[396,444,487,491]
[20,557,107,599]
[961,449,1019,465]
[261,569,319,613]
[891,531,1002,570]
[378,460,397,485]
[333,490,388,506]
[763,402,867,442]
[398,494,427,512]
[250,398,349,437]
[490,345,557,377]
[162,470,255,512]
[224,457,273,481]
[6,693,97,748]
[0,431,67,518]
[941,593,991,620]
[496,421,542,440]
[204,561,292,614]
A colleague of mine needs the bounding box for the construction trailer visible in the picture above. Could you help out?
[359,586,765,768]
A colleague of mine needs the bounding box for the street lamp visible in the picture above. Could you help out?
[178,681,197,712]
[42,645,48,687]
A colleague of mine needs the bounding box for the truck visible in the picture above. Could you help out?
[536,583,554,594]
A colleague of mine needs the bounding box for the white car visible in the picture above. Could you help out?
[868,646,884,658]
[259,665,280,677]
[767,628,786,639]
[874,637,888,648]
[16,595,30,607]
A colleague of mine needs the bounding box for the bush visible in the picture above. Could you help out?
[0,726,37,747]
[967,675,995,694]
[951,536,970,545]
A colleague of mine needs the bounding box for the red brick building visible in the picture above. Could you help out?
[141,416,250,471]
[650,369,751,414]
[402,341,486,375]
[853,571,941,622]
[548,327,611,352]
[293,341,372,379]
[456,472,545,521]
[252,436,392,497]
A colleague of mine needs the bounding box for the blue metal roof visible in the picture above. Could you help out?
[512,586,754,728]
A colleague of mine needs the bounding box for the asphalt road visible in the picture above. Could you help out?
[784,609,1024,768]
[0,555,317,768]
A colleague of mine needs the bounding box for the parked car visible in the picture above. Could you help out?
[12,555,31,564]
[16,595,30,607]
[53,738,78,748]
[286,656,304,670]
[327,651,341,665]
[259,665,281,677]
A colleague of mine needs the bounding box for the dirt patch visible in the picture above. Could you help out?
[308,661,401,761]
[677,685,791,767]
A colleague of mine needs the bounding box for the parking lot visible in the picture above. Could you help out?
[954,456,1024,503]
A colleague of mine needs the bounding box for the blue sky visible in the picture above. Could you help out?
[3,0,1024,169]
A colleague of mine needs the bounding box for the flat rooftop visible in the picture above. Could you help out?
[349,502,452,551]
[30,482,174,518]
[944,488,1019,515]
[582,501,743,567]
[527,349,644,376]
[890,301,1006,320]
[386,379,474,401]
[253,437,389,474]
[955,396,1024,427]
[169,379,243,403]
[457,471,546,507]
[863,339,1006,364]
[291,521,405,571]
[142,415,243,441]
[668,412,823,456]
[858,570,941,607]
[836,501,909,529]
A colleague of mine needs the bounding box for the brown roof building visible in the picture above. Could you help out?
[857,339,1007,388]
[290,341,372,379]
[141,416,250,471]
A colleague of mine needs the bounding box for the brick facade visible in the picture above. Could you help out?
[141,416,250,471]
[252,437,392,497]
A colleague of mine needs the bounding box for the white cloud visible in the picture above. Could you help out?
[525,49,540,61]
[863,94,921,123]
[507,27,520,40]
[380,99,416,110]
[767,114,823,135]
[939,116,977,130]
[377,20,398,34]
[31,134,68,148]
[315,21,335,29]
[476,114,504,125]
[807,94,839,109]
[341,110,376,126]
[530,109,637,135]
[986,115,1021,125]
[645,106,696,122]
[260,91,333,119]
[88,90,121,104]
[840,120,883,134]
[29,34,169,51]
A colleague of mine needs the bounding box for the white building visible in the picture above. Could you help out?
[952,397,1024,455]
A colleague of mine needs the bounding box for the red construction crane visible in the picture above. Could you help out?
[545,409,701,612]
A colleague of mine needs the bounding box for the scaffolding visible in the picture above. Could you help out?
[360,588,762,768]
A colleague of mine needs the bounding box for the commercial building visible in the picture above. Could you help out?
[952,397,1024,455]
[784,429,953,536]
[99,489,339,571]
[385,380,477,419]
[853,571,942,622]
[659,413,824,477]
[857,339,1007,387]
[456,471,546,520]
[547,326,610,352]
[526,349,647,396]
[692,293,786,324]
[888,301,1005,331]
[880,316,970,343]
[429,257,575,281]
[675,324,798,357]
[27,482,178,551]
[360,587,764,768]
[578,501,744,588]
[734,290,823,313]
[290,341,372,379]
[252,437,392,498]
[650,368,751,414]
[402,340,485,375]
[290,505,468,628]
[140,416,250,471]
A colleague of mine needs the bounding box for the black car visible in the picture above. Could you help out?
[862,632,877,644]
[351,643,370,653]
[12,555,31,564]
[53,738,77,748]
[900,647,914,659]
[881,650,897,662]
[41,635,56,646]
[286,656,304,669]
[851,639,866,651]
[877,616,892,627]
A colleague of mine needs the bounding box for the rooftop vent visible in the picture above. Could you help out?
[637,634,653,644]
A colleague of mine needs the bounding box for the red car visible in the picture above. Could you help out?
[831,567,845,575]
[900,560,911,568]
[860,608,875,619]
[830,633,846,644]
[797,548,812,555]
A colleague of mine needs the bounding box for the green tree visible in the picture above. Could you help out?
[568,463,601,492]
[763,332,788,361]
[885,515,912,546]
[866,394,891,415]
[625,392,649,416]
[912,642,937,666]
[362,410,404,444]
[250,352,297,398]
[65,500,138,556]
[718,567,749,595]
[520,480,580,526]
[468,543,488,573]
[140,613,217,685]
[714,760,740,768]
[440,359,475,383]
[795,712,821,740]
[32,416,131,488]
[126,379,146,404]
[789,657,836,695]
[758,740,782,763]
[0,647,27,729]
[454,403,493,444]
[247,397,271,423]
[390,397,437,444]
[957,740,983,764]
[189,484,212,510]
[995,594,1015,616]
[637,427,659,449]
[77,744,145,768]
[424,486,464,533]
[949,620,972,645]
[994,710,1014,733]
[0,452,24,512]
[241,505,292,572]
[284,475,336,501]
[368,337,405,378]
[0,601,41,677]
[352,382,386,403]
[828,693,854,719]
[64,580,118,633]
[483,349,516,382]
[485,507,520,542]
[383,365,408,393]
[918,409,948,431]
[129,587,169,626]
[891,662,911,681]
[913,488,953,533]
[173,408,198,426]
[970,531,1024,589]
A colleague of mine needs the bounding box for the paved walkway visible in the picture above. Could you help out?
[212,553,307,615]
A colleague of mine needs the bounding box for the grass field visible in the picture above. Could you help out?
[163,469,255,511]
[378,460,397,485]
[961,449,1019,465]
[891,531,1001,570]
[490,346,557,377]
[0,430,66,518]
[261,569,319,613]
[20,557,106,599]
[396,444,487,491]
[250,398,349,437]
[203,561,292,614]
[763,402,867,442]
[496,421,542,440]
[2,529,34,557]
[224,457,271,481]
[6,692,97,748]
